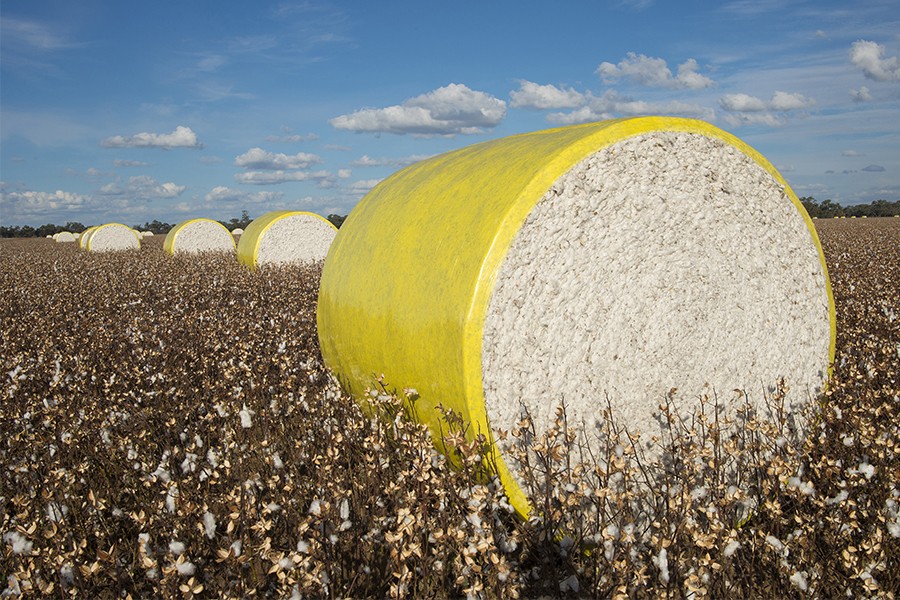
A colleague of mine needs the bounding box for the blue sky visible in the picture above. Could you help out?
[1,0,898,227]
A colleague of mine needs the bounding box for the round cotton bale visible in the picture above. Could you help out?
[78,226,99,250]
[317,117,836,517]
[163,218,236,255]
[236,211,337,269]
[85,223,141,252]
[54,231,77,243]
[140,231,154,238]
[231,228,244,236]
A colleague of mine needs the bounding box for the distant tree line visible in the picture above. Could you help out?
[800,197,900,218]
[4,198,895,239]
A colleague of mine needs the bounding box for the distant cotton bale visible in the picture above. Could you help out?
[85,223,141,252]
[54,231,77,243]
[231,228,244,236]
[141,231,154,238]
[164,218,236,255]
[237,211,337,269]
[318,116,836,517]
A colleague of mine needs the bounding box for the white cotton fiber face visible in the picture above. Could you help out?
[256,215,336,266]
[482,131,831,464]
[88,225,140,252]
[175,221,234,253]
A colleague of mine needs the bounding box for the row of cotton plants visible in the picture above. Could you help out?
[1,218,897,598]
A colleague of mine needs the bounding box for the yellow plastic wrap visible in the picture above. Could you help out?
[164,218,236,256]
[317,116,837,517]
[236,211,337,270]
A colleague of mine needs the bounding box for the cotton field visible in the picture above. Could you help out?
[1,221,898,598]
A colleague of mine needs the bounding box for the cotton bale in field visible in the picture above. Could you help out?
[164,218,236,255]
[231,228,244,236]
[140,231,154,238]
[317,117,836,517]
[236,211,337,269]
[54,231,77,243]
[78,226,99,250]
[85,223,141,252]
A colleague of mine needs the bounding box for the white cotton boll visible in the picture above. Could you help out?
[653,548,670,584]
[3,531,33,555]
[272,452,284,469]
[59,564,75,586]
[690,486,708,500]
[46,502,68,522]
[203,511,216,539]
[214,403,227,417]
[308,499,322,516]
[340,499,349,520]
[166,486,178,513]
[206,449,220,469]
[176,560,196,576]
[168,540,185,556]
[765,535,784,552]
[230,540,242,556]
[180,453,197,474]
[559,574,580,593]
[297,539,310,553]
[239,404,253,428]
[279,557,295,570]
[858,462,875,480]
[723,540,741,557]
[790,571,809,591]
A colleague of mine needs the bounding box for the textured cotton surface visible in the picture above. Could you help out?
[482,131,831,466]
[87,224,140,252]
[256,215,336,266]
[169,220,235,254]
[54,232,77,243]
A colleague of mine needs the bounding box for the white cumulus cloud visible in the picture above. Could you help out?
[234,148,322,170]
[597,53,714,89]
[330,83,506,135]
[850,40,900,82]
[509,80,586,109]
[0,188,89,218]
[850,86,872,102]
[101,126,203,149]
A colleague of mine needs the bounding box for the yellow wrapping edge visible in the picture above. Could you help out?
[86,223,141,252]
[318,117,836,520]
[237,211,337,270]
[164,218,236,256]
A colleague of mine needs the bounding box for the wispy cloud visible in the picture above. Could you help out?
[234,148,322,170]
[330,84,507,136]
[234,170,333,185]
[719,91,814,126]
[99,175,186,200]
[547,90,714,124]
[101,126,203,149]
[350,154,432,168]
[204,186,282,204]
